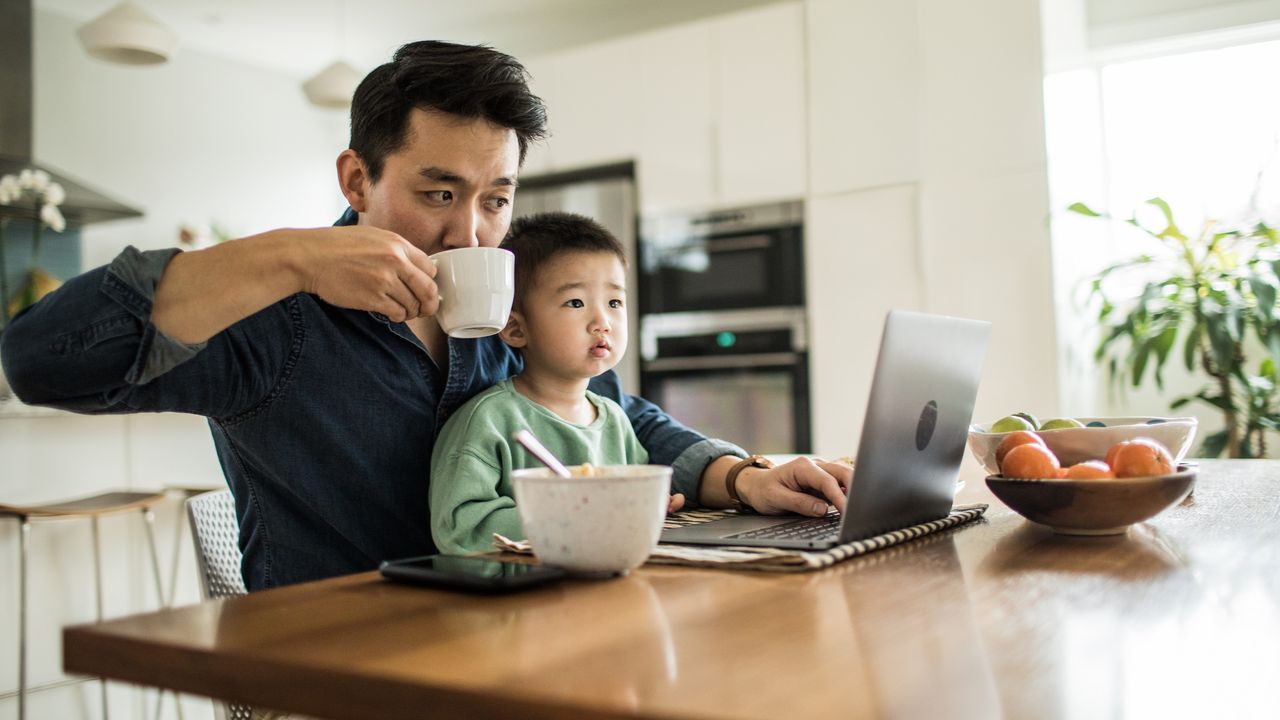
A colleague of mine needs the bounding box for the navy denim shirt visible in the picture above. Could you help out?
[0,209,743,590]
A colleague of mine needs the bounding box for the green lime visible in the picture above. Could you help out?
[1040,417,1085,430]
[990,415,1035,433]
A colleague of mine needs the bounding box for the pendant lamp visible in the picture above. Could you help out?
[303,0,361,109]
[77,1,177,65]
[302,60,362,109]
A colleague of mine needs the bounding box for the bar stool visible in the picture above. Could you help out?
[1,490,168,720]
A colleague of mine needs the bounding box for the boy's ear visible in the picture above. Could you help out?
[499,311,527,348]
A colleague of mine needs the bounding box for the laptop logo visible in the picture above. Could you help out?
[916,400,938,450]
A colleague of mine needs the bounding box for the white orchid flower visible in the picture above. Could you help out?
[18,168,35,189]
[40,202,66,233]
[0,174,18,202]
[31,169,51,192]
[44,182,66,206]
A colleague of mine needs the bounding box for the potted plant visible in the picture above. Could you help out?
[1071,198,1280,457]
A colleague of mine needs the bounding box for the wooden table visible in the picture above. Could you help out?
[64,460,1280,719]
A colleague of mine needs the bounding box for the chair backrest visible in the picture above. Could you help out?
[187,490,252,720]
[187,490,246,599]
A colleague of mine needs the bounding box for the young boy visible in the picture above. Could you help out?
[430,212,684,555]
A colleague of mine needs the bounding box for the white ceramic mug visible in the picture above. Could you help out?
[431,247,515,338]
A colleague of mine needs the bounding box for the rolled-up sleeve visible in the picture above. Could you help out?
[2,246,193,410]
[588,373,747,504]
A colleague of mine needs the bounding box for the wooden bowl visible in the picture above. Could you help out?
[985,464,1196,535]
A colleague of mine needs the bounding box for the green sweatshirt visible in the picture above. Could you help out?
[429,379,649,555]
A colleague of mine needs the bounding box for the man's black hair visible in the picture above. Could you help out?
[349,40,548,183]
[501,212,626,309]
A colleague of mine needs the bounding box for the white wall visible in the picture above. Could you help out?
[0,10,350,720]
[805,0,1058,457]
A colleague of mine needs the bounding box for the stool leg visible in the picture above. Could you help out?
[92,516,108,720]
[141,508,182,720]
[18,519,30,720]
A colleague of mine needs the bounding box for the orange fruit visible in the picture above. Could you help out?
[995,430,1046,466]
[1000,443,1061,478]
[1110,438,1174,478]
[1063,460,1115,479]
[1105,441,1130,469]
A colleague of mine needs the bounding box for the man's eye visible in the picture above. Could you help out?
[486,196,511,210]
[424,190,452,202]
[565,299,584,308]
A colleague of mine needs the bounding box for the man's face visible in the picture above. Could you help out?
[514,251,629,382]
[354,107,520,255]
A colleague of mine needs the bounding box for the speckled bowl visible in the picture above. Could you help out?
[986,464,1196,535]
[968,416,1197,475]
[513,465,672,575]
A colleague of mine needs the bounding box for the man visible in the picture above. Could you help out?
[0,41,849,591]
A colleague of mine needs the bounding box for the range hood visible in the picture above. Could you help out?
[0,1,142,226]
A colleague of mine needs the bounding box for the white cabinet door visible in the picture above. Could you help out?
[713,2,808,205]
[634,22,717,212]
[527,39,642,173]
[806,0,920,195]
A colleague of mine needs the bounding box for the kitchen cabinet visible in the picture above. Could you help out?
[712,2,808,206]
[806,0,920,195]
[528,2,808,211]
[634,23,717,211]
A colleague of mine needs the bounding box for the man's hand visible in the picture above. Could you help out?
[296,226,439,323]
[735,457,851,516]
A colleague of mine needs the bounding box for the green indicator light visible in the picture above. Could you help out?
[716,332,736,348]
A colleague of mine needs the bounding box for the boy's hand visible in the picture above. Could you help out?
[667,493,686,514]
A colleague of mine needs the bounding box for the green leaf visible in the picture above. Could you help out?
[1067,202,1102,217]
[1183,323,1201,371]
[1151,325,1178,389]
[1199,429,1230,458]
[1250,278,1277,323]
[1145,197,1188,241]
[1170,395,1192,409]
[1195,391,1235,412]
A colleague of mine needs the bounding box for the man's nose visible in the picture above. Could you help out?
[441,205,482,249]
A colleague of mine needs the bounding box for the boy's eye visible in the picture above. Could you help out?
[565,299,584,308]
[609,299,624,308]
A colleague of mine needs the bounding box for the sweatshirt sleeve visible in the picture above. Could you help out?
[430,429,524,555]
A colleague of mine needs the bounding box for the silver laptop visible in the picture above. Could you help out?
[660,310,990,550]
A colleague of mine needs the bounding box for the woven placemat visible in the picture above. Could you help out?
[493,503,987,573]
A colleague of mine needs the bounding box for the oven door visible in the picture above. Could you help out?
[640,352,810,455]
[641,227,804,315]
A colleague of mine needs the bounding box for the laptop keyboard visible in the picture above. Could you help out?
[727,514,841,541]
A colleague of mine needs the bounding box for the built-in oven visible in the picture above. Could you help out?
[639,201,804,315]
[640,308,810,455]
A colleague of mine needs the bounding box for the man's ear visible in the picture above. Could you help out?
[337,149,371,213]
[500,311,527,348]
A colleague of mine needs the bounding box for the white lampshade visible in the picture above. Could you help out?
[77,1,177,65]
[302,60,363,109]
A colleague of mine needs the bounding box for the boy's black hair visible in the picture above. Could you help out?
[349,41,548,183]
[501,212,627,309]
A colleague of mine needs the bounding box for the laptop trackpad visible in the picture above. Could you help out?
[661,514,794,543]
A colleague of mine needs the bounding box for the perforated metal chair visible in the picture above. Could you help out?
[186,490,251,720]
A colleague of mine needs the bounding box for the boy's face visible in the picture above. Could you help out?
[341,107,520,255]
[507,251,629,382]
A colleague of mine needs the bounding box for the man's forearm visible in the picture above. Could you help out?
[152,230,305,344]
